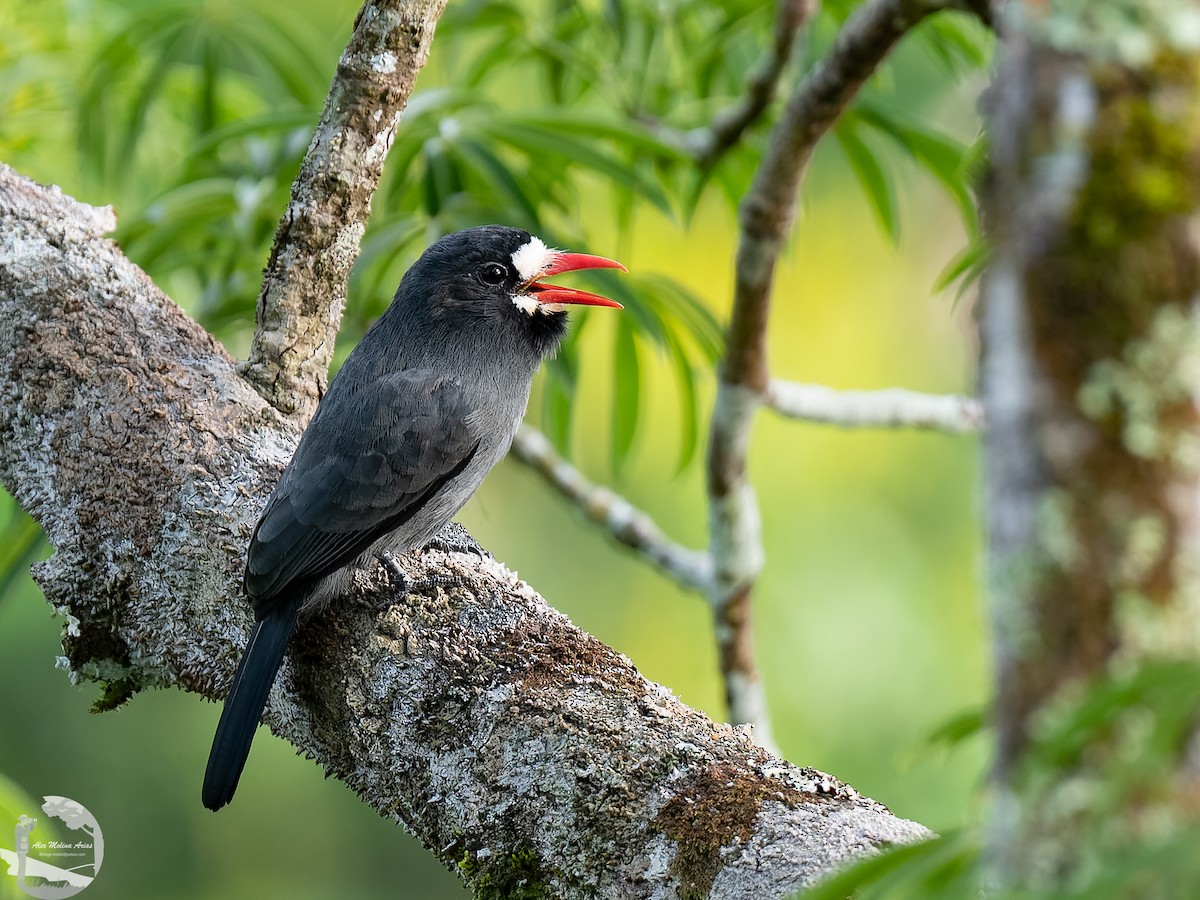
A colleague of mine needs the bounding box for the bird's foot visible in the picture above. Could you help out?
[421,522,490,559]
[375,551,471,610]
[374,549,412,614]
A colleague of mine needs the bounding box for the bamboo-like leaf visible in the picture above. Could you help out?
[540,368,575,456]
[611,314,641,473]
[229,7,327,107]
[540,322,585,455]
[665,331,701,474]
[120,177,242,266]
[505,110,688,161]
[481,119,673,215]
[793,830,979,900]
[933,239,988,299]
[925,707,987,750]
[113,23,190,185]
[453,137,542,229]
[0,513,44,603]
[853,102,979,238]
[835,119,899,245]
[462,35,519,88]
[640,274,724,361]
[350,214,424,309]
[921,14,991,75]
[78,0,329,190]
[421,139,461,217]
[184,110,314,165]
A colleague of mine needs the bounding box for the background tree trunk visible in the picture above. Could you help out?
[981,3,1200,884]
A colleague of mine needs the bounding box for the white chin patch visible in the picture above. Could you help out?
[511,235,565,316]
[510,236,557,283]
[512,294,567,316]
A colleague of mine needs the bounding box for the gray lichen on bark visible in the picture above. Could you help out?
[0,164,929,898]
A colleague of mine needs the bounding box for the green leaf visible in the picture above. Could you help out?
[183,109,314,164]
[462,35,521,88]
[506,110,688,161]
[797,837,942,900]
[795,831,979,900]
[926,706,987,750]
[921,13,991,74]
[351,214,424,309]
[115,23,190,185]
[76,0,329,191]
[481,119,674,216]
[1028,660,1200,772]
[539,321,585,455]
[228,7,327,107]
[611,315,641,474]
[934,239,989,298]
[853,102,979,238]
[641,274,724,362]
[421,138,461,217]
[0,512,44,604]
[541,376,574,457]
[665,332,701,474]
[119,177,243,266]
[835,119,899,245]
[453,137,542,229]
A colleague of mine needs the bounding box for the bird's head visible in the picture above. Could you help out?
[400,226,625,355]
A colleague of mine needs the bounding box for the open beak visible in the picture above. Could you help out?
[526,252,626,309]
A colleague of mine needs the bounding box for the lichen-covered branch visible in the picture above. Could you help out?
[0,165,929,898]
[766,380,984,431]
[241,0,447,420]
[509,426,714,594]
[980,3,1200,883]
[706,0,952,750]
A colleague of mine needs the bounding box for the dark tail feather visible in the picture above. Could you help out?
[202,605,301,811]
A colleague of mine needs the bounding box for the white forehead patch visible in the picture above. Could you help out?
[510,236,557,282]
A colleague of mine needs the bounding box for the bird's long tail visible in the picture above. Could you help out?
[202,605,301,811]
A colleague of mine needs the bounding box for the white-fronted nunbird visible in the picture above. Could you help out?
[202,225,625,811]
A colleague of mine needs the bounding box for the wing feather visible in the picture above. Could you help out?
[244,369,481,611]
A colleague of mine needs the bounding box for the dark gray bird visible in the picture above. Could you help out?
[202,225,624,811]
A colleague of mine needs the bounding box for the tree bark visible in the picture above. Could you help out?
[980,4,1200,883]
[241,0,447,420]
[0,165,929,898]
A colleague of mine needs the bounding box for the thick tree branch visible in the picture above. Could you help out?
[510,426,715,594]
[0,165,929,899]
[766,380,984,431]
[241,0,447,420]
[707,0,953,750]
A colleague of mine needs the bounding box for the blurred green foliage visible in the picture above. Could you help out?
[0,0,1001,896]
[798,659,1200,899]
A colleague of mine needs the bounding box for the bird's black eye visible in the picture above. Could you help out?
[479,262,508,285]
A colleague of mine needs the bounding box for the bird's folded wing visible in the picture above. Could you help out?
[244,369,480,609]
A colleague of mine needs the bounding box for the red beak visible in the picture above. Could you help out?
[527,252,626,309]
